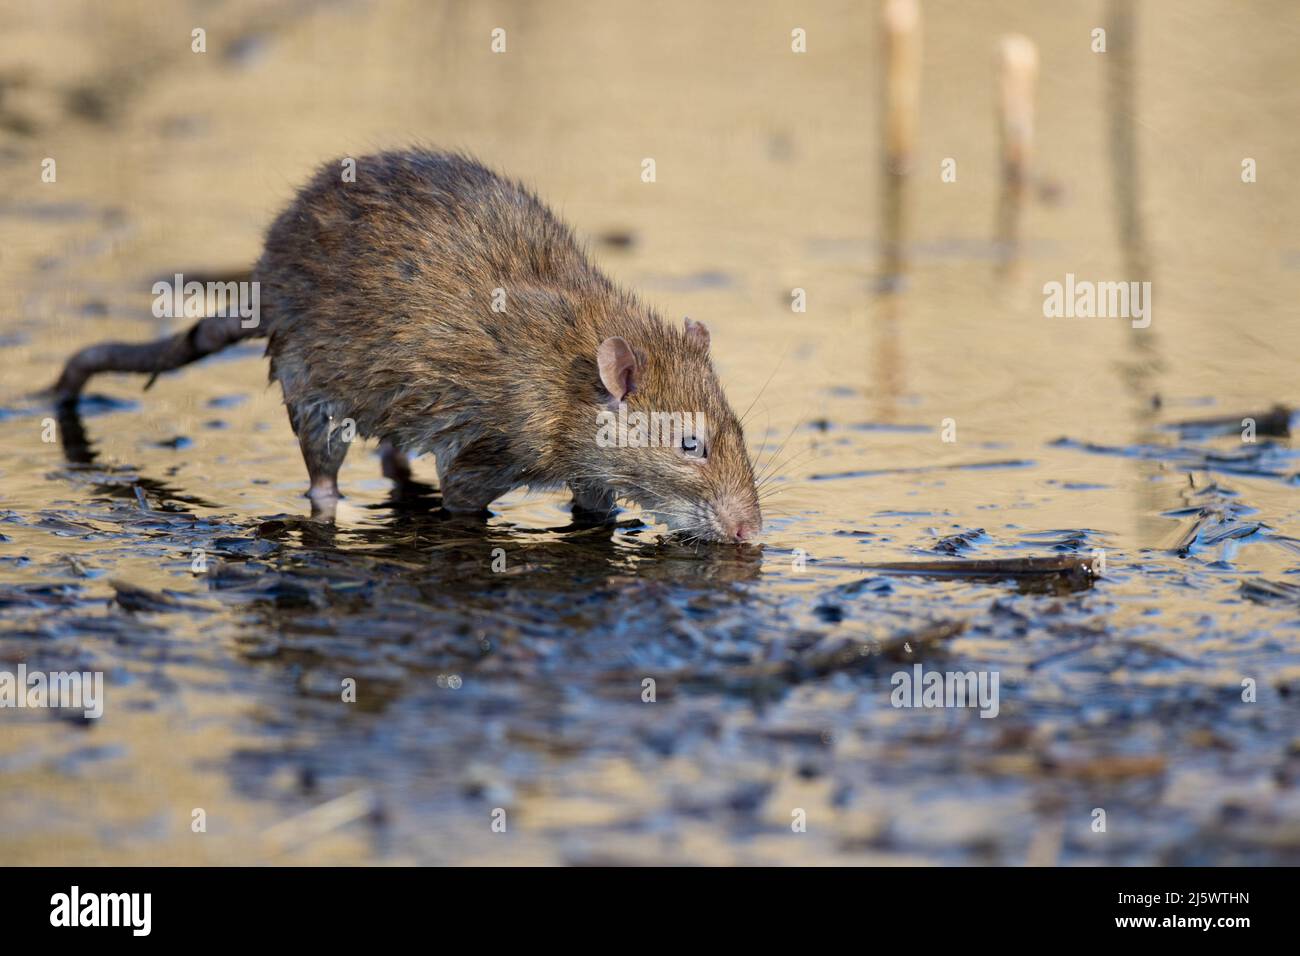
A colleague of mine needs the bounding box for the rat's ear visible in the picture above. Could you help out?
[597,336,638,401]
[684,317,710,351]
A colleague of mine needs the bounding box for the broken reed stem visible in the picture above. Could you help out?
[880,0,920,288]
[882,0,922,177]
[998,33,1038,189]
[994,33,1038,275]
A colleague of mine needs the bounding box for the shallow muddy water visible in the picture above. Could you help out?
[1,0,1298,864]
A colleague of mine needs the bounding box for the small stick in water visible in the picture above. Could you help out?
[863,554,1100,593]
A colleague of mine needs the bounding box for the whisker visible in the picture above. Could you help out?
[755,447,818,490]
[753,419,806,486]
[737,352,789,429]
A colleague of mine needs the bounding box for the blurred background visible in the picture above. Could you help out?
[0,0,1297,865]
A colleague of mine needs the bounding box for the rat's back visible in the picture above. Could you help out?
[257,149,614,447]
[259,150,593,340]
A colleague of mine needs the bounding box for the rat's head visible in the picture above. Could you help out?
[581,318,760,543]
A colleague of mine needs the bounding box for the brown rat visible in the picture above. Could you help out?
[54,149,762,543]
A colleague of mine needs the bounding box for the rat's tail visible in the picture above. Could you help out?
[51,313,267,406]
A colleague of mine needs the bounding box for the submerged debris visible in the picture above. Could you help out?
[109,580,214,614]
[859,555,1100,593]
[1241,579,1300,605]
[1167,404,1293,440]
[932,528,985,555]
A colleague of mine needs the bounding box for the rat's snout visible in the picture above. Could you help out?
[726,518,758,543]
[716,499,762,544]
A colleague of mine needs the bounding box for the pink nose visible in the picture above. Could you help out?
[729,521,756,543]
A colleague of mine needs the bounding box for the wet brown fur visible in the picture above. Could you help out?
[57,149,762,540]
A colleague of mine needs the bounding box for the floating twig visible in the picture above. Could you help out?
[860,554,1100,593]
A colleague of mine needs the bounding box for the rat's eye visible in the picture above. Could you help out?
[680,435,707,460]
